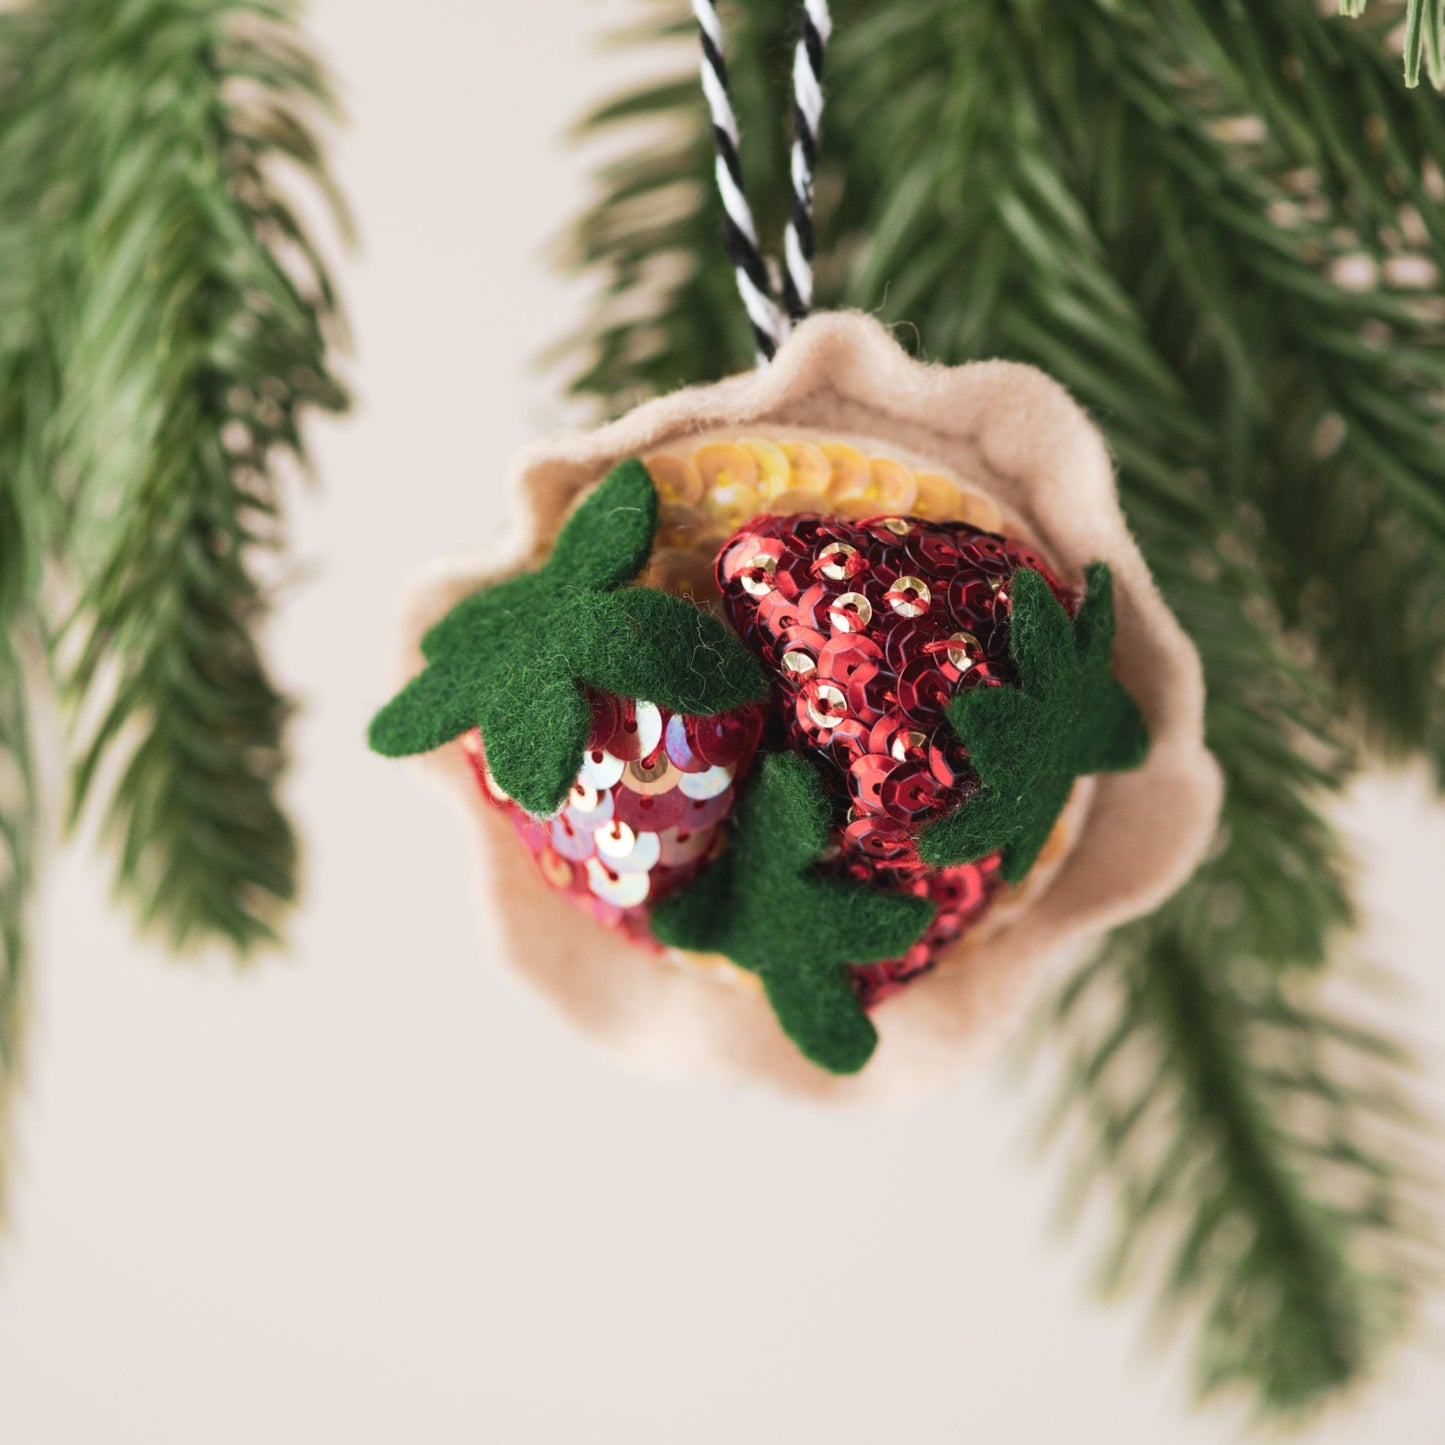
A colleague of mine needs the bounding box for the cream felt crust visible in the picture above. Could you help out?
[397,311,1223,1104]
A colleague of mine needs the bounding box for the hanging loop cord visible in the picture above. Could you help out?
[783,0,832,324]
[692,0,832,364]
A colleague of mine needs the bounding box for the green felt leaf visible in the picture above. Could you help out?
[919,564,1149,884]
[651,752,935,1075]
[579,588,768,716]
[546,457,658,591]
[419,579,524,663]
[368,459,767,815]
[477,675,593,816]
[367,664,479,758]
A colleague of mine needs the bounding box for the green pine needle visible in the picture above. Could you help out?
[553,0,1441,1417]
[1386,0,1445,88]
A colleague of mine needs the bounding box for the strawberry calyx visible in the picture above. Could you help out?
[919,563,1148,882]
[651,750,936,1074]
[368,460,769,815]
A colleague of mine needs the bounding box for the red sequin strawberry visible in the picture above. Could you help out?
[716,511,1071,1001]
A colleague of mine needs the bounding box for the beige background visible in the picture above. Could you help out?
[1,2,1442,1440]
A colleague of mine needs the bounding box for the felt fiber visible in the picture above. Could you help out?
[396,310,1221,1103]
[920,564,1148,883]
[651,752,936,1074]
[369,460,768,815]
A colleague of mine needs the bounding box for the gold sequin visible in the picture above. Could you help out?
[639,435,1009,620]
[891,730,926,762]
[767,486,827,515]
[869,456,918,512]
[645,454,705,507]
[696,442,760,522]
[955,489,1004,533]
[830,592,873,633]
[740,553,778,597]
[742,438,791,501]
[817,541,858,580]
[887,575,932,618]
[947,630,982,670]
[808,683,848,730]
[914,472,961,520]
[822,442,870,501]
[624,754,677,796]
[781,441,831,492]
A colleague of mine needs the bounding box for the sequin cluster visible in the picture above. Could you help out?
[718,510,1066,1007]
[641,438,1008,611]
[465,697,763,950]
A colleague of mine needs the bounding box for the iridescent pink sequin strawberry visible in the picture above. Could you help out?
[465,695,763,947]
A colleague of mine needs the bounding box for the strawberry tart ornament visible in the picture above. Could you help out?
[368,1,1220,1100]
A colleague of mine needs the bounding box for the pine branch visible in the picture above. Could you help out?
[29,0,347,953]
[1039,908,1433,1415]
[554,0,1440,1417]
[0,3,62,1219]
[1131,0,1445,777]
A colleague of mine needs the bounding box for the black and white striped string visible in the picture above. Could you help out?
[691,0,832,364]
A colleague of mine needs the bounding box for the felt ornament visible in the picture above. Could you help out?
[374,309,1221,1103]
[370,0,1218,1098]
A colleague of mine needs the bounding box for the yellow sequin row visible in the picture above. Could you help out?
[641,437,1005,605]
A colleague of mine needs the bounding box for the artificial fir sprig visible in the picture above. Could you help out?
[0,0,344,1204]
[1341,0,1445,88]
[0,1,63,1219]
[557,0,1440,1417]
[1135,0,1445,779]
[1036,900,1435,1415]
[30,0,348,950]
